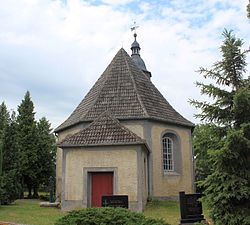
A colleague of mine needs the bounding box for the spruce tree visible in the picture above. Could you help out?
[192,124,223,191]
[35,117,56,197]
[0,111,22,204]
[191,30,250,225]
[0,102,10,204]
[0,102,9,176]
[202,124,250,225]
[247,2,250,19]
[17,91,38,198]
[191,30,247,127]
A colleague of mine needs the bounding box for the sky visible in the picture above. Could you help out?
[0,0,249,130]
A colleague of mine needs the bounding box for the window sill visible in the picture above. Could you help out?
[163,171,180,176]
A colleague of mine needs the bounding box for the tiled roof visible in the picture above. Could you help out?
[58,111,146,147]
[55,48,194,132]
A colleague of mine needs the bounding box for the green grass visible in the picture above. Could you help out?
[0,199,211,225]
[144,200,212,225]
[0,199,64,225]
[144,200,180,225]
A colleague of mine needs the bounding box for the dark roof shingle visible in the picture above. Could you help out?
[58,111,146,147]
[55,48,194,132]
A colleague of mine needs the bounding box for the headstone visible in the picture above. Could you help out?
[48,176,54,203]
[102,195,128,208]
[179,191,205,224]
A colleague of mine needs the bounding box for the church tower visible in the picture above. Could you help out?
[131,32,151,78]
[55,31,195,211]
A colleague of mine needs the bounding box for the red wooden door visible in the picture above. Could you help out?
[91,172,113,207]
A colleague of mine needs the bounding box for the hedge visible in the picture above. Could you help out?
[55,207,169,225]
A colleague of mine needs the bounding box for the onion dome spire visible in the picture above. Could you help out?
[131,33,141,56]
[131,22,151,76]
[130,23,151,78]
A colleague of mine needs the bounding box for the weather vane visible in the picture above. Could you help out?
[130,21,139,34]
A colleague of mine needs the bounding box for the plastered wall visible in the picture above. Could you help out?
[151,124,194,197]
[56,124,84,201]
[64,147,138,202]
[56,119,194,206]
[121,121,144,139]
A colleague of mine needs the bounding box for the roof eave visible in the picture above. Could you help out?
[55,116,194,133]
[58,141,150,152]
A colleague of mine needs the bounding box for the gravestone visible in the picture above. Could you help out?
[48,176,54,203]
[102,195,128,208]
[179,191,205,224]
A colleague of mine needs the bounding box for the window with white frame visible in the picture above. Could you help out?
[162,136,174,172]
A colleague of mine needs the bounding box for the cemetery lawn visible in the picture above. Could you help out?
[144,200,180,225]
[144,200,212,225]
[0,199,211,225]
[0,199,64,225]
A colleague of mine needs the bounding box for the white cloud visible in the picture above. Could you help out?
[101,0,134,5]
[0,0,249,128]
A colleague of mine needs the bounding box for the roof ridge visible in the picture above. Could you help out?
[123,49,149,118]
[145,81,194,126]
[77,56,115,123]
[58,110,147,147]
[55,48,194,133]
[152,84,193,124]
[104,111,146,143]
[54,66,110,132]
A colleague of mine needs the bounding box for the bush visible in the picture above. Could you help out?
[55,207,169,225]
[0,170,21,205]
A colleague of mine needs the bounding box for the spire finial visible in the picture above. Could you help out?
[131,21,139,38]
[129,22,150,77]
[130,21,140,56]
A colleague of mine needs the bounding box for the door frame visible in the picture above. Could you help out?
[82,167,118,208]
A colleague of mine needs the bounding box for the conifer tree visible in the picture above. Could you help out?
[0,111,21,204]
[35,117,56,197]
[17,91,38,198]
[0,93,56,201]
[191,30,248,127]
[0,102,10,203]
[247,1,250,19]
[191,30,250,225]
[0,102,9,176]
[192,124,223,191]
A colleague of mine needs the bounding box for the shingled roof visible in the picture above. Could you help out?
[55,48,194,132]
[58,111,147,147]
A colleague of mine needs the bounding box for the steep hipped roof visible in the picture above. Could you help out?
[58,111,147,147]
[55,48,194,132]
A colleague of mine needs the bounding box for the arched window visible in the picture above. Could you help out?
[162,131,182,174]
[162,136,174,171]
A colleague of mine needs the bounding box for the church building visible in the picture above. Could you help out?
[55,33,195,211]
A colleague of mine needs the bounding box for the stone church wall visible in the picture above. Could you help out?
[151,123,194,198]
[61,146,145,211]
[56,123,90,201]
[121,119,194,198]
[56,119,194,210]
